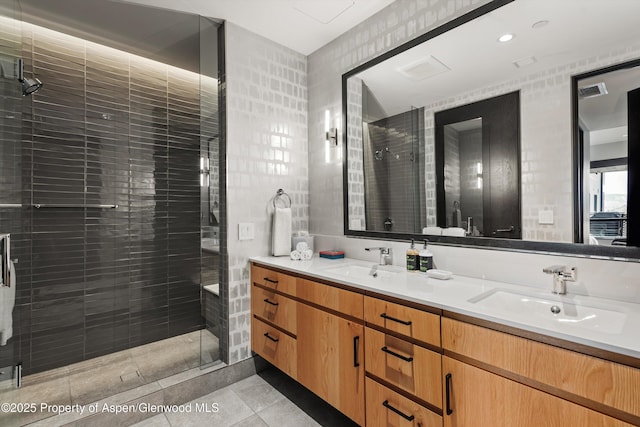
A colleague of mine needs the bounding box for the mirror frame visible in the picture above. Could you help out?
[341,0,640,261]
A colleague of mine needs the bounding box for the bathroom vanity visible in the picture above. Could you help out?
[250,257,640,426]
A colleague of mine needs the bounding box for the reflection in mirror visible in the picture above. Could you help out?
[436,92,521,239]
[343,0,640,258]
[442,118,483,234]
[575,60,640,247]
[434,91,521,239]
[362,107,425,233]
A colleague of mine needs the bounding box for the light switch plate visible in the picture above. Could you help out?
[238,222,255,240]
[538,210,554,225]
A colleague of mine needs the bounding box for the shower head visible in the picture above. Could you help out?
[374,147,399,161]
[21,77,43,96]
[17,59,43,96]
[375,147,390,160]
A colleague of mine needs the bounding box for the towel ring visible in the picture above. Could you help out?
[273,189,292,208]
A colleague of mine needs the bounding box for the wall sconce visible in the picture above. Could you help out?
[325,109,338,163]
[200,156,210,187]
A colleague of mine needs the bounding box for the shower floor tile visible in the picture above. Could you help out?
[1,330,219,427]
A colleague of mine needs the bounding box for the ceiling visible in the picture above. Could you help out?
[17,0,394,72]
[19,0,204,72]
[116,0,395,55]
[578,66,640,145]
[354,0,640,146]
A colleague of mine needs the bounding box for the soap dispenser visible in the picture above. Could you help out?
[419,239,433,272]
[406,239,419,271]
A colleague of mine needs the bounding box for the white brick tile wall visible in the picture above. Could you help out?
[226,23,308,364]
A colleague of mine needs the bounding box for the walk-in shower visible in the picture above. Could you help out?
[363,107,426,233]
[0,0,225,424]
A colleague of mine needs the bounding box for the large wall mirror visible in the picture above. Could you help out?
[342,0,640,260]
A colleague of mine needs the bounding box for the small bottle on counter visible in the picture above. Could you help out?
[406,239,419,271]
[419,239,433,272]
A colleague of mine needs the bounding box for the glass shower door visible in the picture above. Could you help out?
[199,16,223,367]
[0,0,23,388]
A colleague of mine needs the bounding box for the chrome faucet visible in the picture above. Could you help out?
[542,265,577,295]
[365,247,392,265]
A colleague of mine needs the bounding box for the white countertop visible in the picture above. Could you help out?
[251,255,640,360]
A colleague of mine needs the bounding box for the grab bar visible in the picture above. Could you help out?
[0,204,22,208]
[0,234,10,288]
[33,204,118,209]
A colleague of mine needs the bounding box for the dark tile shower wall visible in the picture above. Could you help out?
[0,23,205,375]
[364,109,425,233]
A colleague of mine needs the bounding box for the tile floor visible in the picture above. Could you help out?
[0,330,220,427]
[131,368,359,427]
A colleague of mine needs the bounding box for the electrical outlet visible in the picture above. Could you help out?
[238,222,255,240]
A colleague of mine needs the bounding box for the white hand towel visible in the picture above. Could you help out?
[300,249,312,261]
[0,260,16,346]
[272,207,292,256]
[290,250,301,260]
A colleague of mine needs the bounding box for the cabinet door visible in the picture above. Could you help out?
[443,357,632,427]
[297,303,365,426]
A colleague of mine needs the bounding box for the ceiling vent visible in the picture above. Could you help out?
[396,56,450,81]
[293,0,354,24]
[578,82,608,99]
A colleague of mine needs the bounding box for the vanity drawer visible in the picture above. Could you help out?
[365,327,442,409]
[251,284,297,334]
[251,264,296,296]
[251,317,297,378]
[298,278,363,319]
[366,377,442,427]
[365,296,440,346]
[442,317,640,420]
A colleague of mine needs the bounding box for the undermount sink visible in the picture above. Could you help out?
[321,264,402,280]
[468,289,627,334]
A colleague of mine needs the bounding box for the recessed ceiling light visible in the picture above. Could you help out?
[498,33,514,43]
[532,20,549,29]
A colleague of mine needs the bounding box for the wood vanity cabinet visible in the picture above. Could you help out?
[251,264,365,426]
[363,296,443,426]
[441,317,640,427]
[296,278,365,425]
[251,262,640,427]
[297,303,364,425]
[250,264,298,379]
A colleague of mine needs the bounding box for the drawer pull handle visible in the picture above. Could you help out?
[263,332,279,343]
[382,400,415,421]
[263,298,279,306]
[445,373,453,415]
[353,336,360,367]
[263,277,278,284]
[380,313,412,326]
[381,346,414,362]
